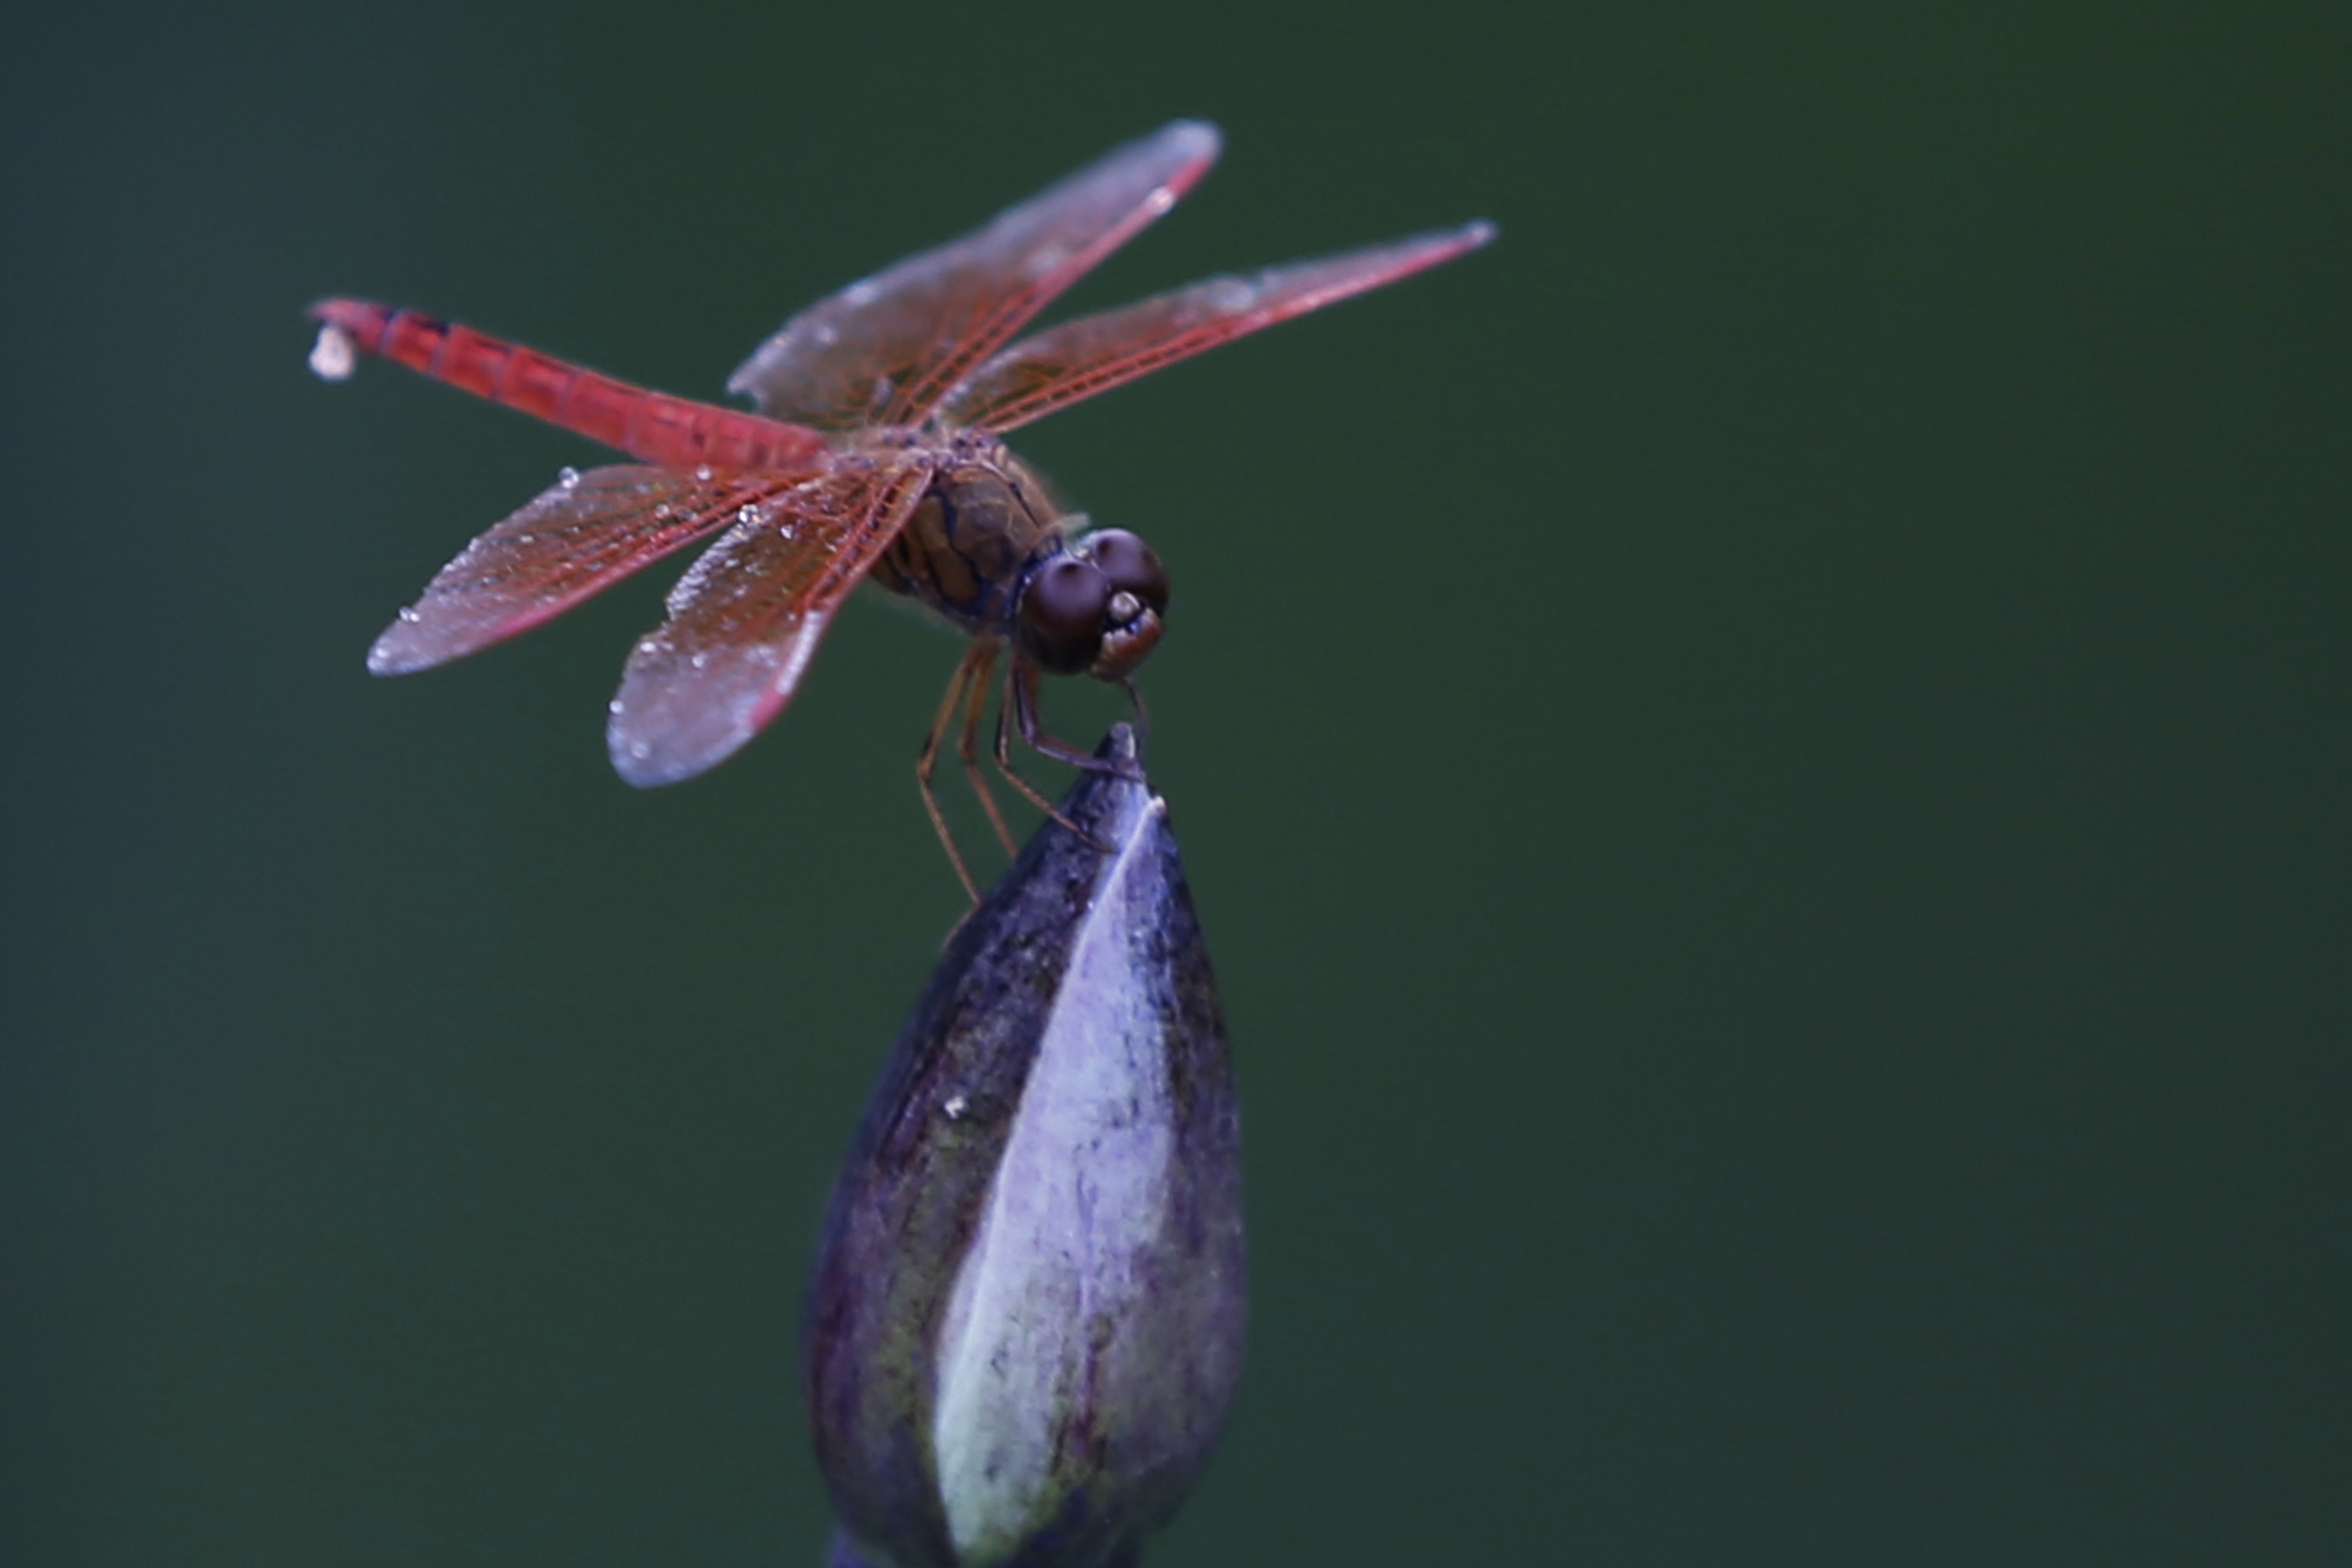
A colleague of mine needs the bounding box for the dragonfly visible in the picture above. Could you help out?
[310,120,1492,896]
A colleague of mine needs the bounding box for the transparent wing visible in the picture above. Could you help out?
[937,221,1496,434]
[605,456,934,786]
[727,121,1220,431]
[368,464,829,675]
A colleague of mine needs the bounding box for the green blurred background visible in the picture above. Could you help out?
[4,2,2346,1562]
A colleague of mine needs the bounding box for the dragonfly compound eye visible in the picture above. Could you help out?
[1081,529,1170,616]
[1019,556,1114,675]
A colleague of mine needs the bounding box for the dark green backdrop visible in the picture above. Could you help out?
[3,3,2346,1563]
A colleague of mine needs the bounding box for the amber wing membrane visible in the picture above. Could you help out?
[938,222,1496,434]
[726,121,1220,431]
[369,465,824,674]
[605,456,934,786]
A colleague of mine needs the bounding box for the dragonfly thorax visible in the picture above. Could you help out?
[868,451,1169,683]
[867,451,1055,633]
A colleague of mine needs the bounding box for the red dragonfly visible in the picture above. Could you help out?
[311,120,1491,894]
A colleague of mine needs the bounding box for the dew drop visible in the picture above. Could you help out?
[628,740,651,760]
[690,651,710,669]
[557,466,580,489]
[695,465,714,482]
[308,323,356,381]
[943,1093,968,1120]
[608,698,625,715]
[1205,277,1258,313]
[738,504,763,525]
[637,638,659,654]
[653,503,672,518]
[1024,242,1073,280]
[396,606,420,623]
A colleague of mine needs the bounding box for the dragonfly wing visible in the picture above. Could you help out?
[605,457,933,786]
[728,122,1220,430]
[369,464,828,674]
[938,222,1496,433]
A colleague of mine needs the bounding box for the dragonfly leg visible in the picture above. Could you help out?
[990,660,1133,851]
[956,640,1019,858]
[917,643,989,903]
[1014,660,1146,779]
[990,660,1105,845]
[1119,676,1154,782]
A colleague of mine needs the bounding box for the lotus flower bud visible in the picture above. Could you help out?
[806,726,1246,1568]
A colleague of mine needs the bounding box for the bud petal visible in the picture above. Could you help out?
[808,727,1245,1568]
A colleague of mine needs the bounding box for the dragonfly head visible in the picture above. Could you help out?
[1015,528,1170,682]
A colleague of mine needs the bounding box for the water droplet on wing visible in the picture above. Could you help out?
[1204,277,1258,313]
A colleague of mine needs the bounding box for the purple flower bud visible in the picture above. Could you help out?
[806,727,1246,1568]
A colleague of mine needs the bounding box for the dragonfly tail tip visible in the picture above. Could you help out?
[309,322,357,382]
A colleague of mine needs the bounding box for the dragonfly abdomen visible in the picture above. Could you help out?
[308,299,827,473]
